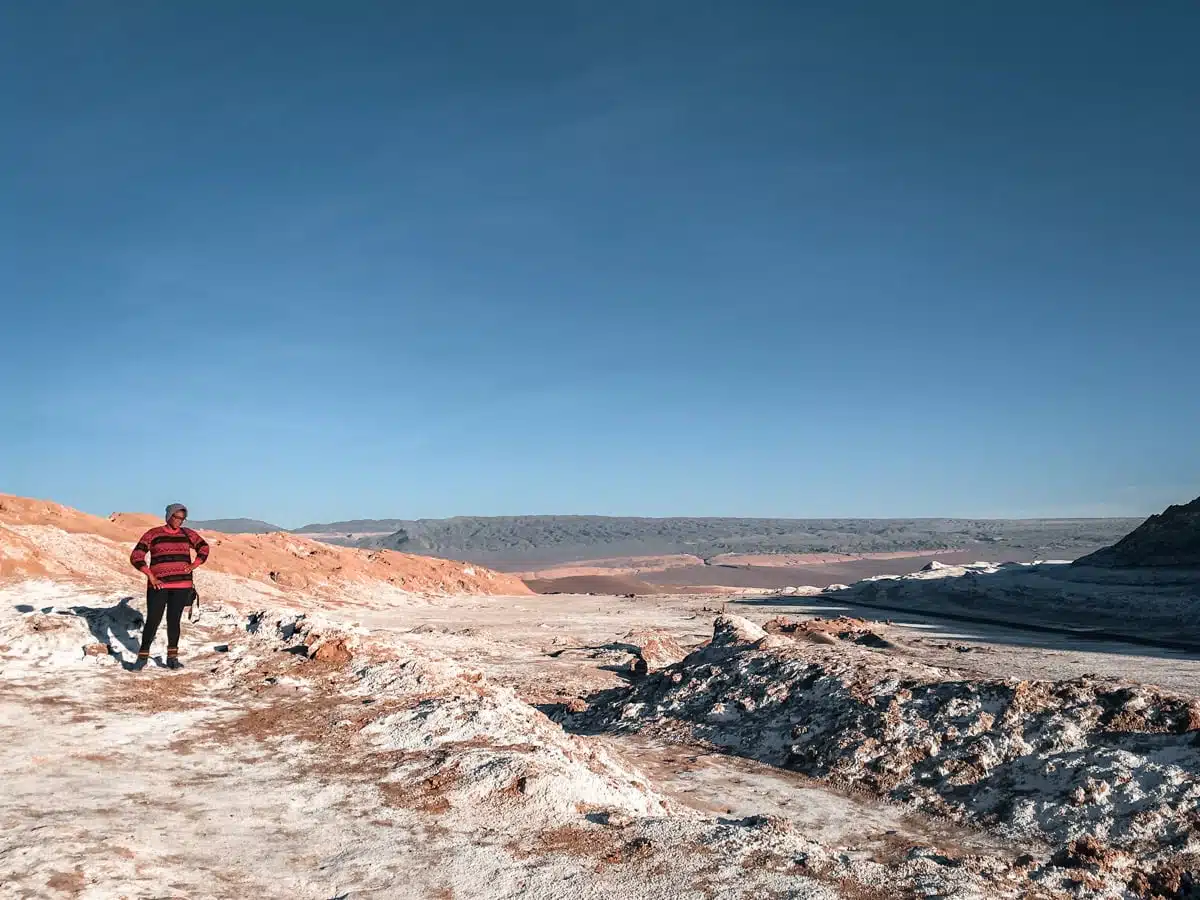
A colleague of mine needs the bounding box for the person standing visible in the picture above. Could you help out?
[129,503,209,670]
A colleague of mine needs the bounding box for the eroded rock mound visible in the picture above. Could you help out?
[710,614,767,647]
[575,616,1200,863]
[763,615,894,649]
[1076,496,1200,568]
[224,607,682,830]
[623,628,688,674]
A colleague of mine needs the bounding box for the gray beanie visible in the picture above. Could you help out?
[165,503,188,522]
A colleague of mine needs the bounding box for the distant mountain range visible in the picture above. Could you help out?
[191,514,1144,566]
[189,517,287,534]
[294,519,409,534]
[190,517,406,535]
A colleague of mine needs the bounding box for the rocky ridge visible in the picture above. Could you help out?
[566,614,1200,897]
[1076,496,1200,568]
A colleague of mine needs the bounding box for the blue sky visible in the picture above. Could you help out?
[2,2,1197,525]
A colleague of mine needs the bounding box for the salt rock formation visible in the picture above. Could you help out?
[243,609,682,829]
[709,614,767,647]
[577,615,1200,864]
[622,628,688,674]
[1075,495,1200,568]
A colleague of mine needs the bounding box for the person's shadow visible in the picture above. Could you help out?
[75,597,145,668]
[13,597,146,669]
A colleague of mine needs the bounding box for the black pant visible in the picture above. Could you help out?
[139,588,192,655]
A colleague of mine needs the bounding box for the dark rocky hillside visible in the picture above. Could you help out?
[1075,496,1200,567]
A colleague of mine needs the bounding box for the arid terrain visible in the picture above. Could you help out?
[198,514,1139,596]
[3,493,1200,898]
[517,549,1035,596]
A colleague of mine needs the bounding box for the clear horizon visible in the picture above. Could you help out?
[3,490,1161,532]
[3,3,1197,524]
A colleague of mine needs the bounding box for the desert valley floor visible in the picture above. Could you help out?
[3,495,1200,899]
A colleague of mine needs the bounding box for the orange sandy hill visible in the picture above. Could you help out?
[0,494,531,598]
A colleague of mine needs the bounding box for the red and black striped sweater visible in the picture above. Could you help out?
[130,526,210,590]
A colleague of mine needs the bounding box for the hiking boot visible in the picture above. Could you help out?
[166,656,183,670]
[131,654,149,671]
